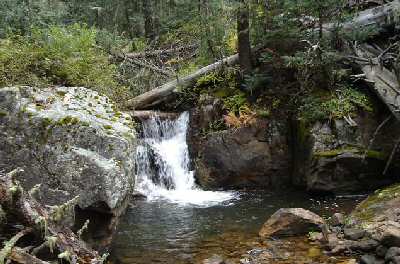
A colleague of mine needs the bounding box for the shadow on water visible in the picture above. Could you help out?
[109,190,363,264]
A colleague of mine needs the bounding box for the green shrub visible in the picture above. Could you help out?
[0,24,130,106]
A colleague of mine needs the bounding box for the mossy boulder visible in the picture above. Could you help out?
[0,86,137,248]
[301,111,400,194]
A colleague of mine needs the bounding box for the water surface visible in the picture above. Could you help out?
[110,191,362,264]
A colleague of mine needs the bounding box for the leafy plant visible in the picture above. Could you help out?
[223,93,249,115]
[299,86,373,123]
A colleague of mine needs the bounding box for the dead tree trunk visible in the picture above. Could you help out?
[0,169,103,264]
[353,44,400,121]
[142,0,155,41]
[127,54,239,109]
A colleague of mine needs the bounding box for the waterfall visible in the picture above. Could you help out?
[135,112,235,206]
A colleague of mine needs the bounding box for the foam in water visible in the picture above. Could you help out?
[135,112,235,206]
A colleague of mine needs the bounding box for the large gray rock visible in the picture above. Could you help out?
[0,86,136,247]
[191,116,290,189]
[259,208,325,238]
[300,112,400,193]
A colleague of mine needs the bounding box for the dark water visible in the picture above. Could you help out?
[110,190,363,264]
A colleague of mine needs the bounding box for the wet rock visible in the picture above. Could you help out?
[386,247,400,262]
[360,254,384,264]
[344,227,366,240]
[203,254,225,264]
[0,86,136,248]
[330,213,346,226]
[381,226,400,247]
[376,245,388,257]
[259,208,325,238]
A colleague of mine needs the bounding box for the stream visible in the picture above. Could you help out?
[110,112,363,264]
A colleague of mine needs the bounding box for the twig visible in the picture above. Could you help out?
[383,135,400,175]
[362,115,392,163]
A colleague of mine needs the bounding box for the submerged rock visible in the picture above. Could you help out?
[259,208,325,238]
[0,86,136,248]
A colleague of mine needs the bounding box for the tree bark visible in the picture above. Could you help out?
[142,0,154,41]
[0,169,102,264]
[237,0,252,74]
[353,44,400,121]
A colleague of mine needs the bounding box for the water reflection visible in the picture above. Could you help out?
[110,191,363,264]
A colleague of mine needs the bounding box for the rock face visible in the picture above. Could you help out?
[296,109,400,194]
[259,208,325,238]
[0,86,136,248]
[192,118,290,189]
[189,94,400,192]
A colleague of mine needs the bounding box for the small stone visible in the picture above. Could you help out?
[327,233,340,250]
[308,232,323,242]
[381,227,400,247]
[350,239,379,251]
[390,256,400,264]
[344,227,366,240]
[360,254,384,264]
[203,254,225,264]
[330,213,345,226]
[376,245,388,257]
[386,247,400,262]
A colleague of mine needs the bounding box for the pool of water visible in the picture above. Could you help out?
[110,190,363,264]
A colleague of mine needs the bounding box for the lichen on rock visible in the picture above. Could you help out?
[0,86,137,248]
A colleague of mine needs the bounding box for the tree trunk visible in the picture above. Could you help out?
[353,44,400,121]
[142,0,154,41]
[237,0,252,74]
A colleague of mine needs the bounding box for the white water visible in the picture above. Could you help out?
[135,112,235,206]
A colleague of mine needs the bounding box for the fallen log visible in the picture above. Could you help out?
[125,44,198,59]
[127,1,400,110]
[130,110,180,120]
[0,169,103,264]
[127,53,239,109]
[9,247,51,264]
[353,43,400,121]
[324,0,400,34]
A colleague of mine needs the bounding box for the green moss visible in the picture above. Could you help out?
[314,147,386,159]
[55,116,80,126]
[353,184,400,222]
[0,111,8,117]
[56,91,67,97]
[103,124,112,130]
[114,112,123,118]
[42,117,53,127]
[122,132,135,141]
